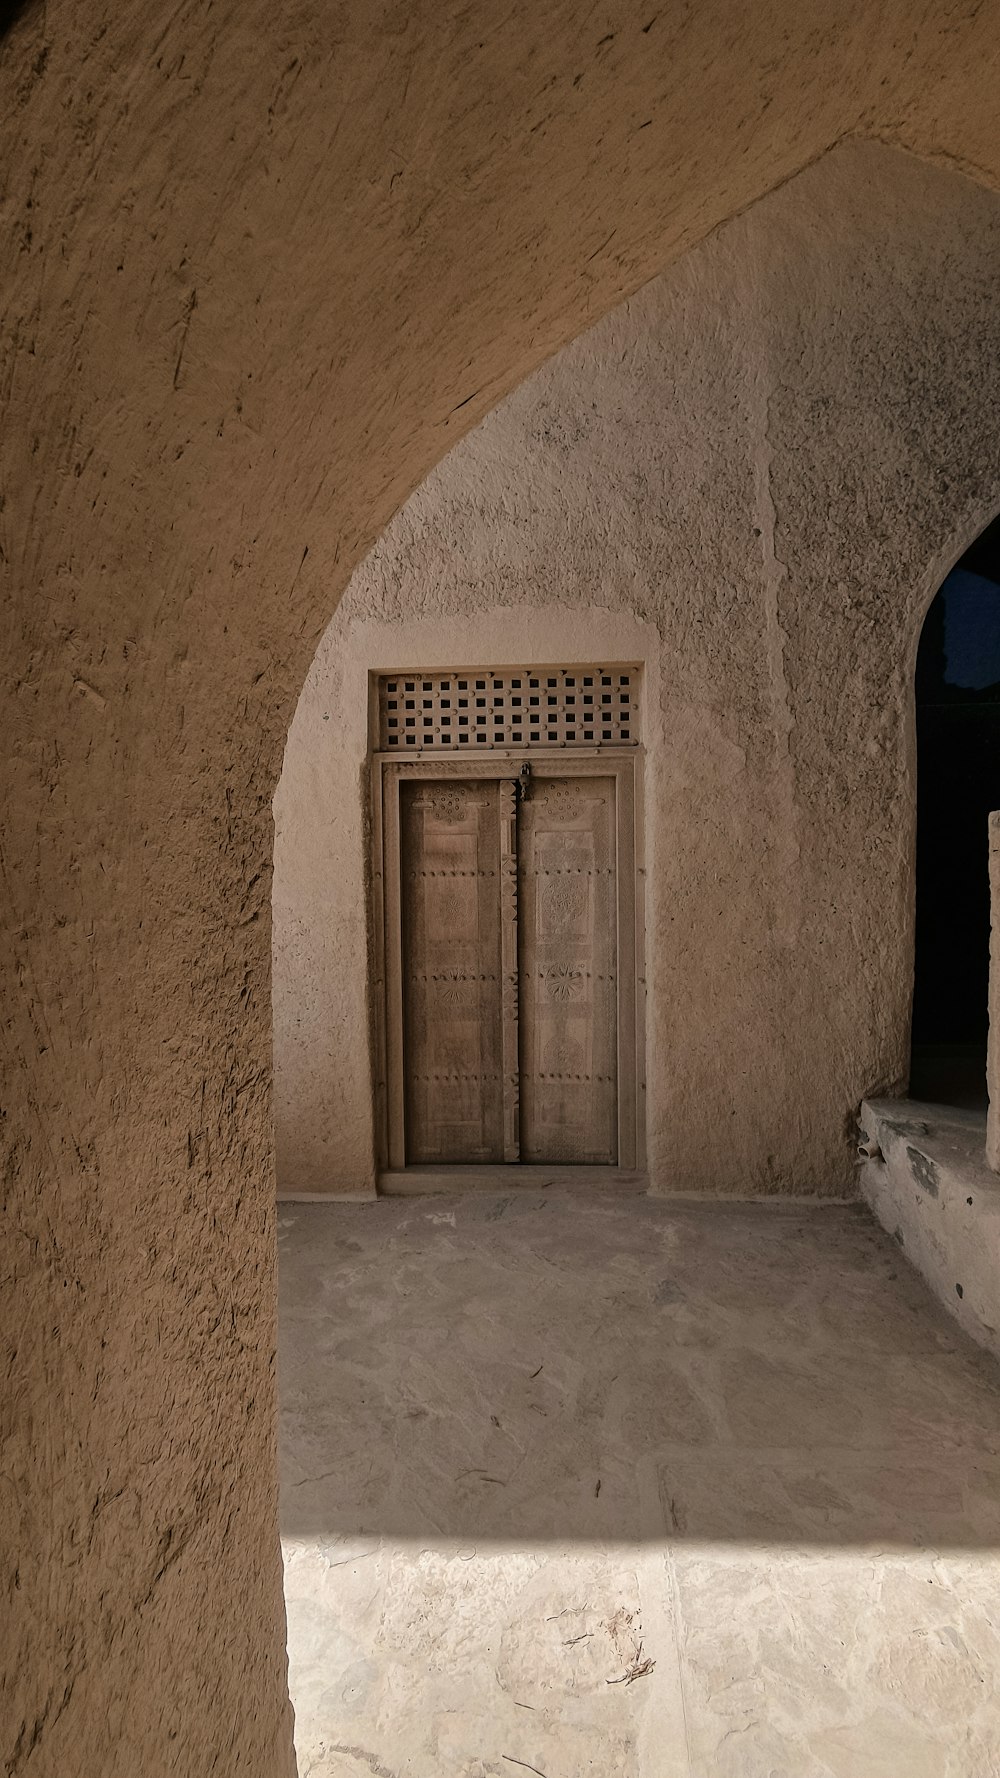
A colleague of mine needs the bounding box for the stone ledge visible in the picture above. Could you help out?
[860,1096,1000,1363]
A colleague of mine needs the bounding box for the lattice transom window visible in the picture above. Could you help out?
[376,666,640,751]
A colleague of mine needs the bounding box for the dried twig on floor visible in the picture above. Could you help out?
[502,1757,550,1778]
[606,1657,656,1685]
[529,1364,544,1379]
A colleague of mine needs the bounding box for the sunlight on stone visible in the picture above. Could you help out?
[279,1196,1000,1777]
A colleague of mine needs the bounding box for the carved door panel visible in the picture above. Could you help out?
[400,779,511,1163]
[518,777,618,1164]
[395,768,624,1168]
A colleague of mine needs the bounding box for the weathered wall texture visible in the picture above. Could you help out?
[274,142,1000,1201]
[4,1,1000,1772]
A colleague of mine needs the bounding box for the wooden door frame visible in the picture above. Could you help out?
[371,749,646,1187]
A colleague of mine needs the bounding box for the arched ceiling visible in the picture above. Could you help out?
[2,1,1000,747]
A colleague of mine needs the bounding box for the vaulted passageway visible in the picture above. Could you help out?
[6,5,1000,1771]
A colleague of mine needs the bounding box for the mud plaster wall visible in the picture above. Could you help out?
[274,143,1000,1201]
[5,2,1000,1773]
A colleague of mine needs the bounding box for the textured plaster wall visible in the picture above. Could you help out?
[275,142,1000,1201]
[4,1,1000,1772]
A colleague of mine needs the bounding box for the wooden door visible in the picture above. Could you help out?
[395,767,624,1169]
[400,779,517,1163]
[518,776,618,1163]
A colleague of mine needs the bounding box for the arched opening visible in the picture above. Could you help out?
[910,515,1000,1110]
[8,0,1000,1754]
[273,141,1000,1778]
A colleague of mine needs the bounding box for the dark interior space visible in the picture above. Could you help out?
[911,515,1000,1109]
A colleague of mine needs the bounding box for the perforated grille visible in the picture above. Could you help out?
[376,666,639,752]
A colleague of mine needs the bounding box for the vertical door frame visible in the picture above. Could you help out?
[498,777,522,1162]
[371,750,646,1181]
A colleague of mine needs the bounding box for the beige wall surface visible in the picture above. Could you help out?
[4,1,1000,1773]
[275,142,1000,1202]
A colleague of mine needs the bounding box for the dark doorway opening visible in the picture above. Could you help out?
[911,516,1000,1109]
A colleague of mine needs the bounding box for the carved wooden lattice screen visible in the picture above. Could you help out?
[377,666,639,752]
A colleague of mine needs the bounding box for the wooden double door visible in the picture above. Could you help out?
[377,757,641,1173]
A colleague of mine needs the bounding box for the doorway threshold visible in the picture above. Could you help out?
[378,1164,648,1196]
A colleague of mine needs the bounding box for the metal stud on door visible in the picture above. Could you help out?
[517,775,618,1164]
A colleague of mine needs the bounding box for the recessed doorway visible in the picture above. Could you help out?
[370,667,645,1188]
[911,518,1000,1110]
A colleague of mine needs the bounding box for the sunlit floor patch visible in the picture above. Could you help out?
[282,1536,683,1777]
[278,1192,1000,1777]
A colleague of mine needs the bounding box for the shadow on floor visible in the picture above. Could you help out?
[278,1191,1000,1548]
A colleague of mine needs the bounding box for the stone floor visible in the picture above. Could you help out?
[278,1192,1000,1778]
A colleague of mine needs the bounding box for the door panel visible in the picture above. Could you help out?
[400,780,505,1162]
[518,777,618,1163]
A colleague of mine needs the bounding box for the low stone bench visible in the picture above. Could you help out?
[860,1096,1000,1362]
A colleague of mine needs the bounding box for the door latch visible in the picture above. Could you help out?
[515,761,531,802]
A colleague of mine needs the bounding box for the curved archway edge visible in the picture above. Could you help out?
[274,138,1000,1212]
[3,7,1000,1773]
